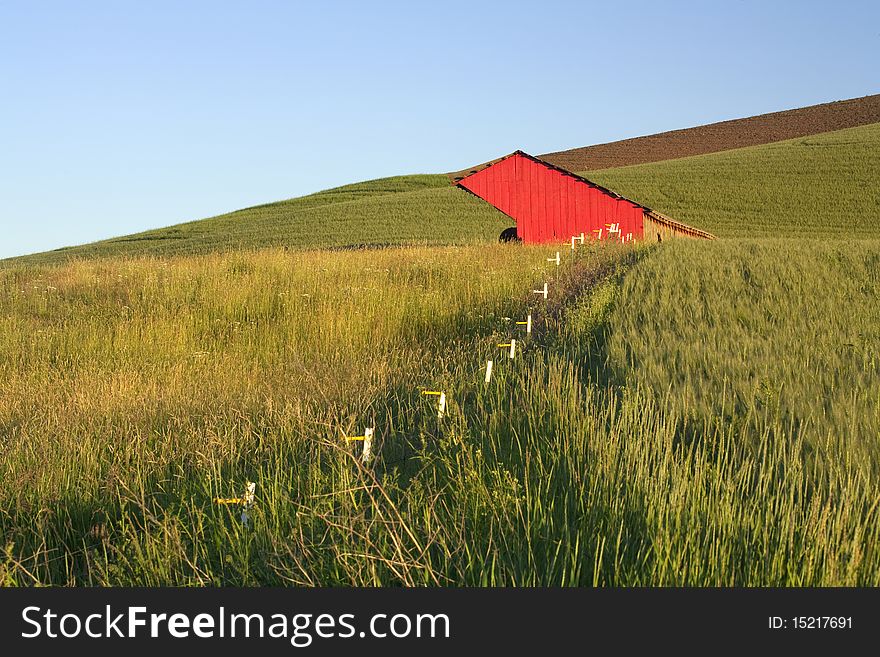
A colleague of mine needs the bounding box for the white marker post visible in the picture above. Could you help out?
[345,428,375,463]
[215,482,257,526]
[497,338,517,359]
[592,228,603,240]
[485,359,493,384]
[515,314,532,334]
[362,427,374,463]
[548,251,560,266]
[422,391,447,419]
[533,283,548,299]
[606,222,620,239]
[216,481,256,525]
[571,233,585,250]
[241,482,256,526]
[626,232,633,242]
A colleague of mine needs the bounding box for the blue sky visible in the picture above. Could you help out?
[0,0,877,258]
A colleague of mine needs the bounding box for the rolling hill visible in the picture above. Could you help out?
[5,100,880,588]
[587,122,880,238]
[5,176,507,266]
[5,102,880,266]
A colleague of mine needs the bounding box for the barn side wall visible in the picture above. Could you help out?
[458,154,645,244]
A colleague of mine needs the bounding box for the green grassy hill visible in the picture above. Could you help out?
[7,175,509,266]
[587,123,880,238]
[6,122,880,267]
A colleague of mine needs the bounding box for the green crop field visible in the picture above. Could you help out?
[3,175,501,267]
[0,243,620,585]
[587,123,880,238]
[3,118,880,587]
[4,239,880,585]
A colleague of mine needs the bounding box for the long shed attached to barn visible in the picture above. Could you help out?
[452,151,714,243]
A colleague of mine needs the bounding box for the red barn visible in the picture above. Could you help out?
[452,151,713,243]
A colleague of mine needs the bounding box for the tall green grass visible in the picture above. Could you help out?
[599,239,880,583]
[608,239,880,450]
[3,240,879,586]
[0,243,567,584]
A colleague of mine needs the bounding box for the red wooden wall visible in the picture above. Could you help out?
[456,152,645,243]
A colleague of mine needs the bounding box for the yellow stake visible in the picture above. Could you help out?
[215,482,256,507]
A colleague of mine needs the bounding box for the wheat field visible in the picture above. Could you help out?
[3,237,880,586]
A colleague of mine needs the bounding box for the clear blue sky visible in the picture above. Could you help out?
[1,0,877,258]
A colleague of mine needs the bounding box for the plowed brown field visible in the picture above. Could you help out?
[538,94,880,171]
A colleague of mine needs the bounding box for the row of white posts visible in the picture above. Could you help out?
[345,234,597,465]
[220,234,596,519]
[591,223,633,242]
[568,225,633,246]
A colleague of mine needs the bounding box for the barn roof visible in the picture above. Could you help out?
[451,150,715,240]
